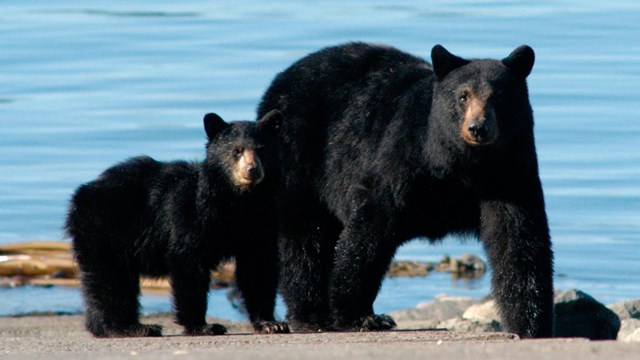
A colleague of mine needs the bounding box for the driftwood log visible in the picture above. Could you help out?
[0,241,234,293]
[1,241,485,292]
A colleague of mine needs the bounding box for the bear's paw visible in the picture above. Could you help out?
[254,321,291,334]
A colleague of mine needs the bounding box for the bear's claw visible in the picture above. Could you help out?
[359,314,397,331]
[254,321,291,334]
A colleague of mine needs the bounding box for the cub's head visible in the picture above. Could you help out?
[430,45,535,149]
[203,110,281,192]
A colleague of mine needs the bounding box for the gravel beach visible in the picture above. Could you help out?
[1,314,640,360]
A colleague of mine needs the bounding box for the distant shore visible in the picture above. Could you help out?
[0,241,484,292]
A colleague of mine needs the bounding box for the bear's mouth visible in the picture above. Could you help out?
[462,132,497,146]
[233,172,264,190]
[239,175,263,186]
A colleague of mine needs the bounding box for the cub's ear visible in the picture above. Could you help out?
[203,113,228,139]
[502,45,535,78]
[257,109,282,133]
[431,44,470,79]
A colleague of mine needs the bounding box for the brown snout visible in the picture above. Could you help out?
[233,150,264,188]
[461,97,498,146]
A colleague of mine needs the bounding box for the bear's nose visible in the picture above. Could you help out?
[246,165,259,180]
[468,121,488,142]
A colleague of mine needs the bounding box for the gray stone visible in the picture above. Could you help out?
[462,300,498,322]
[435,254,487,279]
[393,319,441,330]
[457,253,487,272]
[623,328,640,342]
[554,289,621,340]
[618,319,640,342]
[387,260,433,277]
[437,317,502,334]
[607,299,640,321]
[390,295,482,322]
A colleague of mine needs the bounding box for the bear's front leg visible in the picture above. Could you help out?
[170,265,227,336]
[328,198,398,332]
[480,185,554,338]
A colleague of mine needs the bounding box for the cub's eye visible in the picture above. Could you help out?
[458,92,469,104]
[232,148,242,157]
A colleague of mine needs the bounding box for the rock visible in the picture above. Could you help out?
[622,328,640,342]
[618,319,640,342]
[435,254,486,279]
[554,289,621,340]
[391,295,483,322]
[211,261,236,288]
[391,319,441,330]
[393,295,501,333]
[462,300,498,322]
[387,260,434,277]
[394,288,630,339]
[608,299,640,321]
[437,317,502,334]
[457,254,487,272]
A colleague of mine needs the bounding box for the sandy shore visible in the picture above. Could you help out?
[1,314,639,359]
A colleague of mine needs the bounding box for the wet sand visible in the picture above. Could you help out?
[1,314,639,359]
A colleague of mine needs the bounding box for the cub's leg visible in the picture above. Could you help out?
[76,251,162,337]
[171,264,227,336]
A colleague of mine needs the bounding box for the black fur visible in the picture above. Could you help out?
[257,42,553,338]
[66,111,289,337]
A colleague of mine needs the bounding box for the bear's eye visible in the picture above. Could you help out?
[458,92,469,104]
[232,148,243,157]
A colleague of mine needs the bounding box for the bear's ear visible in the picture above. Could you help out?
[203,113,228,139]
[257,109,282,133]
[502,45,535,78]
[431,45,470,79]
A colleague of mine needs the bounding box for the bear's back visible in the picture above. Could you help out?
[259,43,432,118]
[67,156,198,238]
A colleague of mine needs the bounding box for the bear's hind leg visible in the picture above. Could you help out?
[234,235,290,334]
[278,211,341,332]
[79,266,161,337]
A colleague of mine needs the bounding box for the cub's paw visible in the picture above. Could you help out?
[359,314,396,331]
[184,323,228,336]
[254,321,291,334]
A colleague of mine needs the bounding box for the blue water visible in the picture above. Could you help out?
[1,1,639,320]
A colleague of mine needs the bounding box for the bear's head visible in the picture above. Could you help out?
[430,45,535,149]
[202,110,281,192]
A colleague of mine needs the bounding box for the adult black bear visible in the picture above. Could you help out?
[258,43,553,338]
[66,111,289,337]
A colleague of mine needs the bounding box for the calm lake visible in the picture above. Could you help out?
[1,1,639,320]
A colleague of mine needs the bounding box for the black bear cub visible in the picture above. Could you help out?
[66,110,288,337]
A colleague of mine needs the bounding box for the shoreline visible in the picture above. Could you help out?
[2,314,640,359]
[2,241,639,342]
